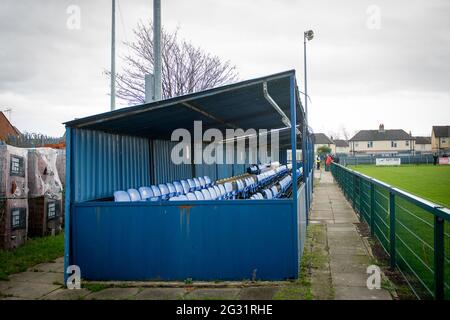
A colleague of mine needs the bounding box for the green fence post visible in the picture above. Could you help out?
[434,215,444,300]
[370,182,375,236]
[352,175,356,209]
[389,191,396,269]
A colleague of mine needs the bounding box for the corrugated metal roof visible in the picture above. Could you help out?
[65,70,303,139]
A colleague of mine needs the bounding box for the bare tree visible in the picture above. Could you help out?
[107,21,239,105]
[340,126,351,141]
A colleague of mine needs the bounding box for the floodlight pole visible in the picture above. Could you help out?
[153,0,162,101]
[111,0,116,111]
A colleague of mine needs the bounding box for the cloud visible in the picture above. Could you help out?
[0,0,449,137]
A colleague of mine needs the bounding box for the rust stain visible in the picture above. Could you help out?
[179,206,192,238]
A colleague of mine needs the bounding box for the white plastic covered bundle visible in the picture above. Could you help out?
[55,149,66,187]
[0,144,28,198]
[27,148,63,198]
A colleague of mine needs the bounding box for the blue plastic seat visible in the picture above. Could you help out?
[194,190,204,200]
[166,183,177,197]
[187,179,196,192]
[158,184,170,200]
[186,192,197,200]
[138,187,154,201]
[114,191,131,202]
[201,189,212,200]
[150,185,162,201]
[127,189,142,202]
[173,181,184,195]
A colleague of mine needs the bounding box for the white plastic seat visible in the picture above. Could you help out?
[263,189,273,199]
[186,192,197,200]
[198,177,206,189]
[127,189,142,202]
[218,184,227,199]
[187,179,196,192]
[213,186,222,199]
[158,184,170,200]
[208,187,217,200]
[166,183,177,197]
[114,191,131,202]
[224,182,233,198]
[194,190,204,200]
[271,186,279,198]
[193,178,201,191]
[201,189,212,200]
[256,193,264,199]
[178,195,188,200]
[204,176,212,187]
[138,187,154,201]
[150,185,162,201]
[173,181,184,195]
[180,180,190,194]
[169,196,179,201]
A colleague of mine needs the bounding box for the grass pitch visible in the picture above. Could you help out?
[349,164,450,208]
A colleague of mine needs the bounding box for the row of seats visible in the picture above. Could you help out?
[114,176,213,202]
[250,167,303,200]
[114,176,239,202]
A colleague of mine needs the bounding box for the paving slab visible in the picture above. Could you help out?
[239,287,279,300]
[9,271,63,285]
[42,288,91,300]
[334,286,392,300]
[185,288,241,300]
[30,262,64,273]
[311,170,392,300]
[135,288,186,300]
[1,282,60,299]
[85,288,140,300]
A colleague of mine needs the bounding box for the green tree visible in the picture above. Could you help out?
[317,145,332,157]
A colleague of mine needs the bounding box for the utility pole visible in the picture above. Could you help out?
[153,0,162,101]
[111,0,116,111]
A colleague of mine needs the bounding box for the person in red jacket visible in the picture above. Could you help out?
[325,154,332,171]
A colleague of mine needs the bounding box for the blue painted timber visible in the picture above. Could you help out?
[71,200,297,281]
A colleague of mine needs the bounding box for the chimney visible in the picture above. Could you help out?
[379,124,385,133]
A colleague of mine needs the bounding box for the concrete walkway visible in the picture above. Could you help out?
[310,169,392,300]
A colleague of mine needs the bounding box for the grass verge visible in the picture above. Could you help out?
[0,234,64,281]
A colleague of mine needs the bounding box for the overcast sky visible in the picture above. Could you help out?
[1,0,449,137]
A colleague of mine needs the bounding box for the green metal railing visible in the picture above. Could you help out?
[331,163,450,300]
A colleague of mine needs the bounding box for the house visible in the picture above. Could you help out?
[0,111,20,141]
[431,126,450,155]
[349,124,414,156]
[334,139,350,155]
[313,133,335,155]
[413,136,432,154]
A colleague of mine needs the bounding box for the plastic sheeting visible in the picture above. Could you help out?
[27,148,63,199]
[0,198,28,249]
[0,144,28,199]
[55,149,66,187]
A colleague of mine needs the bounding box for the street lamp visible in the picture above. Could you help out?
[303,30,314,123]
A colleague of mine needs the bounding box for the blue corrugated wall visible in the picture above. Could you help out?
[72,128,150,202]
